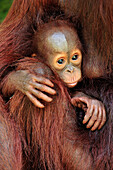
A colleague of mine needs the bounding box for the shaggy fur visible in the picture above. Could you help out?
[0,0,112,169]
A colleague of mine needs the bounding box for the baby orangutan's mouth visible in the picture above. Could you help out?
[65,82,78,88]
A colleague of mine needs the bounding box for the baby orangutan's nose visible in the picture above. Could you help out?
[66,66,74,73]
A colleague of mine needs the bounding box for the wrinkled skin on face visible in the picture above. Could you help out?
[37,25,82,88]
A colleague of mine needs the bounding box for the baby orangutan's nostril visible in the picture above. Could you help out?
[66,67,74,73]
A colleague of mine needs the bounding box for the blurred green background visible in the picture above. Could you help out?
[0,0,13,23]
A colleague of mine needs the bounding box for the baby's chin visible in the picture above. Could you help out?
[66,82,78,88]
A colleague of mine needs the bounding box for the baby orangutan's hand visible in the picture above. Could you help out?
[7,70,56,108]
[71,92,106,131]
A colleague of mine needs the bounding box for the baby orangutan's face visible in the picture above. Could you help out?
[37,25,82,88]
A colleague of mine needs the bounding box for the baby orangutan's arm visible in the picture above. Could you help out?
[1,70,56,108]
[71,92,106,131]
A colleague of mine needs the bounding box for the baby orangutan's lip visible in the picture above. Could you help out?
[66,82,78,88]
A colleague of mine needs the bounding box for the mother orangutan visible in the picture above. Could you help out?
[0,0,112,169]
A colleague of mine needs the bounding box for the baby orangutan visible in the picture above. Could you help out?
[2,20,106,131]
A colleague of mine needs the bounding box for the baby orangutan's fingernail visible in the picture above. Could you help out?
[45,97,53,103]
[36,103,45,108]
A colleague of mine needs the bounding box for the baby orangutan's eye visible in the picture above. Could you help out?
[72,54,78,60]
[57,59,64,64]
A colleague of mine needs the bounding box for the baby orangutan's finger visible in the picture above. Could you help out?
[83,105,93,124]
[86,106,99,129]
[32,75,54,87]
[26,91,44,108]
[71,98,81,107]
[27,85,53,102]
[71,97,78,106]
[71,96,84,105]
[30,81,56,95]
[91,108,102,131]
[71,97,87,109]
[80,103,87,111]
[98,107,106,130]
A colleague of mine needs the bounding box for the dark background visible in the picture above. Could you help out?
[0,0,13,23]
